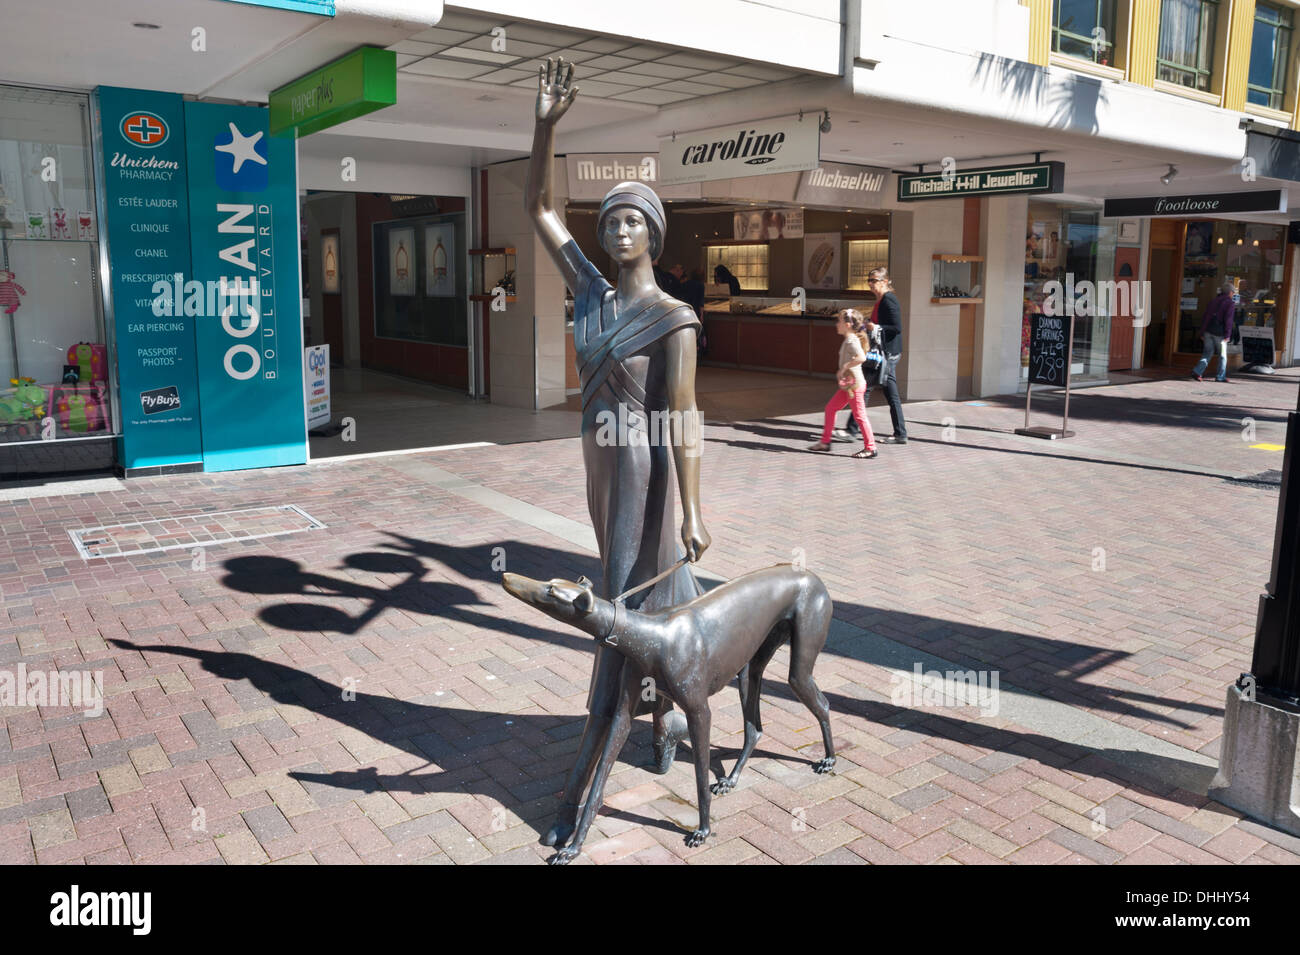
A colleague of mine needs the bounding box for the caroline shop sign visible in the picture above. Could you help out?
[658,116,820,186]
[1102,190,1287,217]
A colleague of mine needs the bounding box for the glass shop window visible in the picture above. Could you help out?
[846,239,889,291]
[0,84,113,447]
[705,243,768,293]
[372,213,468,346]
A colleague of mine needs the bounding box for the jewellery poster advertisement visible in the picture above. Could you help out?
[425,222,455,297]
[803,232,840,289]
[321,233,340,294]
[389,227,414,296]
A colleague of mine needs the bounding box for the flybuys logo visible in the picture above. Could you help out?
[214,121,269,192]
[140,386,181,416]
[1,664,103,717]
[50,886,151,936]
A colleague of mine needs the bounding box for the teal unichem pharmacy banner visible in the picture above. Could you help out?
[217,0,335,14]
[97,86,203,471]
[183,101,307,472]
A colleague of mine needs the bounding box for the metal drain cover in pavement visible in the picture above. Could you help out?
[69,505,325,559]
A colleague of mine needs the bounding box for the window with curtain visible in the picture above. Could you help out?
[1157,0,1220,91]
[1052,0,1119,65]
[1248,2,1293,110]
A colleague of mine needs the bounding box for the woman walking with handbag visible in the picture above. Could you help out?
[809,308,878,459]
[838,268,908,444]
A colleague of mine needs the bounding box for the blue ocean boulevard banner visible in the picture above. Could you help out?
[97,87,203,470]
[183,101,307,472]
[219,0,336,14]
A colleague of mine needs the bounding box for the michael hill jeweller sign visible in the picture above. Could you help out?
[897,162,1064,201]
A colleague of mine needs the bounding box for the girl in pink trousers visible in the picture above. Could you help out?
[809,308,877,459]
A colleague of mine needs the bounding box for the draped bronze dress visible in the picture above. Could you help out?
[561,240,702,716]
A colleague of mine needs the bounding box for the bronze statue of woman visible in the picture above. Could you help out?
[526,58,711,848]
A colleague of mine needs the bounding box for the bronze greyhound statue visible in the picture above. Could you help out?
[502,564,836,865]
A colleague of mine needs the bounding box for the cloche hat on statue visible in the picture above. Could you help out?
[597,180,666,259]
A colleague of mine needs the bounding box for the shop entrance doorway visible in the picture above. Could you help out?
[1145,240,1179,367]
[1108,247,1139,369]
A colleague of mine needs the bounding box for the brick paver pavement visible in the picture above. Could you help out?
[2,368,1300,864]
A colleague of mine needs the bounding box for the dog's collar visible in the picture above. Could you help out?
[601,602,622,647]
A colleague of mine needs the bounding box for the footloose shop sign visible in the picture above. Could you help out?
[897,162,1064,201]
[97,86,203,471]
[1103,190,1287,217]
[658,116,820,186]
[184,101,307,471]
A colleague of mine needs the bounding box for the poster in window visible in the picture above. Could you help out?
[1026,221,1044,260]
[733,210,763,240]
[321,233,340,294]
[1185,221,1213,256]
[425,222,455,297]
[388,227,415,296]
[803,233,840,289]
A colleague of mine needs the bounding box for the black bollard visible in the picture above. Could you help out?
[1245,390,1300,707]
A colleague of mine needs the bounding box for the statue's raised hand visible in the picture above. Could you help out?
[536,57,578,126]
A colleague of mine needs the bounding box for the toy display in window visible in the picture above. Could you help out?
[50,207,71,240]
[0,269,26,315]
[0,377,46,437]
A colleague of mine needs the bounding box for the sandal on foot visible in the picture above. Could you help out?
[853,448,878,459]
[807,442,831,452]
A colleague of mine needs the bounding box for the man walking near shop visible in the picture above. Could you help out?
[1191,283,1236,383]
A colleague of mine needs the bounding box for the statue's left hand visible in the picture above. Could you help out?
[682,517,711,562]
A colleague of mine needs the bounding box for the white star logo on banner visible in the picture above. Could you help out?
[215,122,267,174]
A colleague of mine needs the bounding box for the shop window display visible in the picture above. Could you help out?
[372,213,468,347]
[0,85,113,448]
[1023,202,1115,385]
[1177,220,1283,353]
[846,239,889,290]
[705,243,768,292]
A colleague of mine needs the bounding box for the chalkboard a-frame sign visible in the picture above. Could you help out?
[1028,313,1070,387]
[1239,326,1276,368]
[1016,310,1077,439]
